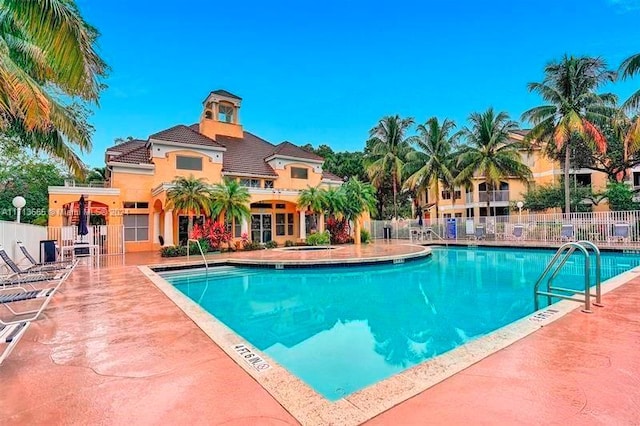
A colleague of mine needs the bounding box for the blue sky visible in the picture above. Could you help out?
[77,0,639,167]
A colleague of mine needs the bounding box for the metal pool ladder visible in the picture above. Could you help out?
[187,239,209,271]
[534,240,602,313]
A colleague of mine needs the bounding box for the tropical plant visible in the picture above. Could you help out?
[0,0,108,177]
[366,115,415,219]
[404,117,458,219]
[166,175,212,238]
[619,53,640,111]
[297,185,327,231]
[191,219,232,250]
[209,178,251,228]
[306,230,330,246]
[522,55,615,213]
[604,182,640,211]
[342,177,377,244]
[458,108,532,216]
[85,167,107,183]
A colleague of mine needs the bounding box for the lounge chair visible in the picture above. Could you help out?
[16,241,76,272]
[560,224,574,242]
[610,223,630,243]
[0,321,30,365]
[0,285,58,326]
[510,224,525,241]
[474,225,486,240]
[0,245,72,280]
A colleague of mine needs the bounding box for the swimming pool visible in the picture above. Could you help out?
[160,246,640,401]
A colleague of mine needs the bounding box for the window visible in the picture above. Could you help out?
[264,180,274,189]
[252,203,272,209]
[287,213,294,235]
[218,104,234,123]
[291,167,308,179]
[634,172,640,187]
[240,179,260,188]
[204,110,212,119]
[441,190,452,200]
[466,208,474,218]
[573,173,592,187]
[176,156,202,171]
[454,190,462,200]
[225,219,242,238]
[123,202,149,209]
[124,214,149,241]
[275,203,286,209]
[276,213,294,236]
[240,178,250,187]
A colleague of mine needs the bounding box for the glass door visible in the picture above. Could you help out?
[251,214,272,243]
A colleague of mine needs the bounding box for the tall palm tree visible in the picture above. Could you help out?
[209,178,251,228]
[324,186,346,220]
[0,0,108,177]
[342,177,377,244]
[404,117,458,219]
[297,185,327,231]
[366,115,414,219]
[619,53,640,111]
[166,175,212,239]
[522,55,615,214]
[458,108,532,217]
[85,166,107,183]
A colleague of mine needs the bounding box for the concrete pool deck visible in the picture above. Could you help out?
[1,242,639,424]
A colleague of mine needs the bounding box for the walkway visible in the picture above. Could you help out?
[1,243,639,424]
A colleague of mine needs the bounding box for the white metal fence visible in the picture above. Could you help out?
[0,221,48,267]
[47,225,125,258]
[368,210,640,244]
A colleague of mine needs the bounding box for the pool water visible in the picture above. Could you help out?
[161,247,640,401]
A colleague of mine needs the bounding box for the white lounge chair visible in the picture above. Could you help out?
[560,224,574,242]
[610,223,630,243]
[474,225,486,240]
[0,321,30,365]
[510,224,525,241]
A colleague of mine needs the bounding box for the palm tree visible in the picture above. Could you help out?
[209,178,251,228]
[297,185,327,231]
[522,55,615,214]
[85,167,107,183]
[619,53,640,111]
[0,0,108,177]
[458,108,532,216]
[324,187,346,220]
[366,115,415,219]
[404,117,458,220]
[342,178,377,244]
[166,176,212,239]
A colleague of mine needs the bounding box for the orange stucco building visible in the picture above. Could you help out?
[416,130,613,220]
[48,90,343,252]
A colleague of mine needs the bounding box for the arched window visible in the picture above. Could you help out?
[204,110,212,119]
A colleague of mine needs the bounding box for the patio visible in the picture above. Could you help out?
[1,242,639,424]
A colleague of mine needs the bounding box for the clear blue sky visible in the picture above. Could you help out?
[77,0,639,168]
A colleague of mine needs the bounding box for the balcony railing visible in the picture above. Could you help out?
[64,179,110,188]
[478,190,510,203]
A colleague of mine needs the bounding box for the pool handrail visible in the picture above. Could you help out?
[186,239,209,271]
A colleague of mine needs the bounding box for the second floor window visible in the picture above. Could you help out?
[291,167,308,179]
[176,155,202,171]
[218,104,234,123]
[240,178,260,188]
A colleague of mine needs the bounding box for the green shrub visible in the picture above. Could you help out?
[284,240,295,247]
[360,229,371,244]
[265,240,278,249]
[160,245,187,257]
[244,240,263,251]
[306,230,330,246]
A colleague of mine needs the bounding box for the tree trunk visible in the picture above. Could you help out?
[564,145,571,215]
[392,174,398,220]
[434,180,440,221]
[188,215,193,242]
[354,216,361,245]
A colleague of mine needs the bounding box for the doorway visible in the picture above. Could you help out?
[251,214,272,243]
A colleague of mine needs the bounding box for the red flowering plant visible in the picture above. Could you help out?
[191,219,232,250]
[326,217,351,244]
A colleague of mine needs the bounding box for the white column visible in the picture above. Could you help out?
[241,217,249,236]
[164,210,174,246]
[299,210,306,240]
[153,212,160,244]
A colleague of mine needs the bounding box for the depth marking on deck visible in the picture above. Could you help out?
[529,308,560,322]
[232,344,271,371]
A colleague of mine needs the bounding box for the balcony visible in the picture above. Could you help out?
[478,190,510,203]
[64,179,110,188]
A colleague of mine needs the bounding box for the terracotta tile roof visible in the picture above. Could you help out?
[322,170,344,181]
[107,140,152,165]
[150,125,224,148]
[216,132,278,177]
[271,141,324,162]
[210,89,242,100]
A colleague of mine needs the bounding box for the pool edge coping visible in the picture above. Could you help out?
[139,255,640,426]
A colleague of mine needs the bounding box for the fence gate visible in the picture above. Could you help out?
[47,225,125,258]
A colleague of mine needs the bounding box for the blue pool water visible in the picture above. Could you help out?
[161,247,640,400]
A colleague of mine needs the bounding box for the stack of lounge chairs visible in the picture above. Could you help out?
[0,242,77,365]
